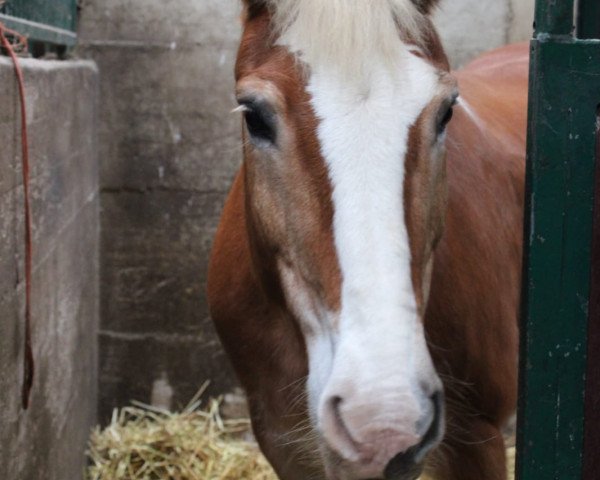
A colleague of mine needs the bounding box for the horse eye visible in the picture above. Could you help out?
[241,102,277,146]
[437,105,454,134]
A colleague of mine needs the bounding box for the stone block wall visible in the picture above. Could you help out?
[0,57,99,480]
[77,0,242,422]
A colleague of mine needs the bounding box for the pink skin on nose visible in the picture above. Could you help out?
[319,391,423,477]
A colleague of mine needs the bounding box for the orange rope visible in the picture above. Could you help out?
[0,22,34,410]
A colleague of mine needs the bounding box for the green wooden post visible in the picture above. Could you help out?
[517,0,600,479]
[0,0,77,47]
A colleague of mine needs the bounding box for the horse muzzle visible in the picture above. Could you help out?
[322,391,445,480]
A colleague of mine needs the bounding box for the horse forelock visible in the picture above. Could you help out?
[264,0,429,78]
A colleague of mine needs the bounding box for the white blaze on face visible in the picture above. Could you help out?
[306,45,441,432]
[309,48,437,325]
[268,1,446,470]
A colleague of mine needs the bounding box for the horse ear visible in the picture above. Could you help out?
[410,0,440,14]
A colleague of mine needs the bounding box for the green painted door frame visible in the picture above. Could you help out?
[518,1,600,479]
[0,0,77,47]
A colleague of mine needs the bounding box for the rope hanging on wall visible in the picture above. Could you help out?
[0,22,34,410]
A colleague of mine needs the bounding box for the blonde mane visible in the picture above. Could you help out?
[265,0,428,75]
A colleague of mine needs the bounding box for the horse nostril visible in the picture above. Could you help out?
[321,395,362,462]
[416,390,444,460]
[383,391,444,480]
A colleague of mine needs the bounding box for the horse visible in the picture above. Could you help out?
[207,1,527,479]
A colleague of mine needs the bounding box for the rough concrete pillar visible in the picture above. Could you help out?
[0,57,99,480]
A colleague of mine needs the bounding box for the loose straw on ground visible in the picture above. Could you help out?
[86,383,276,480]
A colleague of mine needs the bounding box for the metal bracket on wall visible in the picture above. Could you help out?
[0,13,76,47]
[0,0,77,55]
